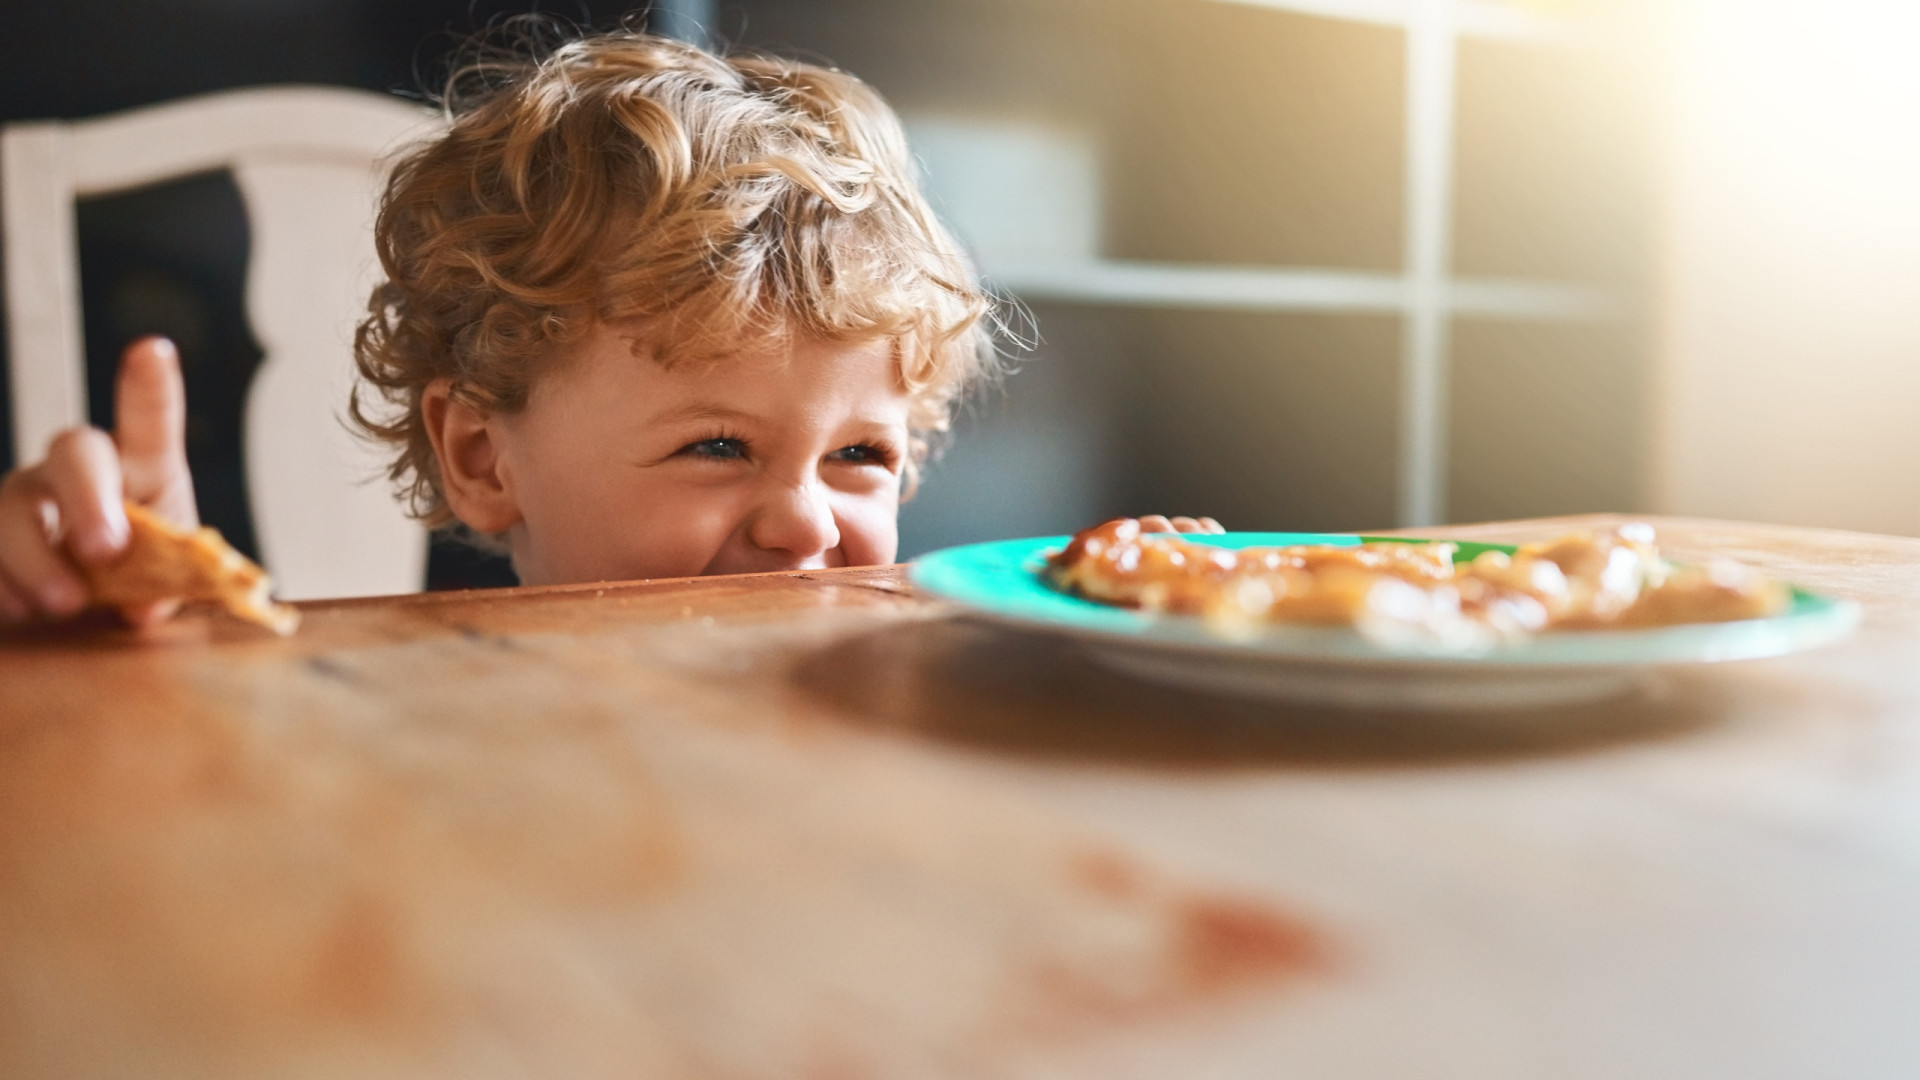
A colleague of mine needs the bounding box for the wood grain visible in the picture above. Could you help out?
[4,516,1919,1078]
[0,565,1328,1079]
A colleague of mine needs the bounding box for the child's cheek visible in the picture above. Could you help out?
[835,496,901,567]
[675,491,761,571]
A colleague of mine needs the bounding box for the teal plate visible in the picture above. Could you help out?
[910,533,1861,710]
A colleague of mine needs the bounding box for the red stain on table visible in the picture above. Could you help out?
[1174,893,1329,993]
[1070,848,1149,901]
[1007,847,1335,1042]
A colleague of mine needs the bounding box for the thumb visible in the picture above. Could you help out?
[113,336,197,527]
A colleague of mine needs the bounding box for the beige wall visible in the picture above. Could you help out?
[1654,0,1920,535]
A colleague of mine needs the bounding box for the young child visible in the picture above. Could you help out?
[0,28,1217,625]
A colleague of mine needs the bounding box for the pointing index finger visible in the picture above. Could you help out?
[112,336,196,525]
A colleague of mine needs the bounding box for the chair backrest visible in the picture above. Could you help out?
[2,86,443,600]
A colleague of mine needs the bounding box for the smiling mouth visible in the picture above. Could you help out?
[702,550,841,577]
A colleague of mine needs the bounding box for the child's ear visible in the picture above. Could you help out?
[421,379,521,535]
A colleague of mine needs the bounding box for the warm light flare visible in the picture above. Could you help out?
[1656,0,1920,534]
[1676,0,1920,218]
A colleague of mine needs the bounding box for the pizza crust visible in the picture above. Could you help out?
[80,503,299,635]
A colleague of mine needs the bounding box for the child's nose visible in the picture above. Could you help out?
[748,480,841,558]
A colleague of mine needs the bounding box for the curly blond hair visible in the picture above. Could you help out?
[352,26,995,528]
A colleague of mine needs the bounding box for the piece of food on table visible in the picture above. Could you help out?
[78,502,300,634]
[1046,518,1788,647]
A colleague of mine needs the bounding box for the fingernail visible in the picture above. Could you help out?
[81,505,128,561]
[77,529,120,563]
[41,579,83,614]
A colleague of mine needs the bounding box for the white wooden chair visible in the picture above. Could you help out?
[2,86,443,600]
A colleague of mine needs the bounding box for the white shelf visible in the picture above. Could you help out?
[1207,0,1577,43]
[988,261,1612,322]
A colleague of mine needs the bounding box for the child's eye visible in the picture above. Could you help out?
[828,443,894,467]
[681,437,748,461]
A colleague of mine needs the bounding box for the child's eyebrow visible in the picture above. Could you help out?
[644,402,906,434]
[648,403,762,426]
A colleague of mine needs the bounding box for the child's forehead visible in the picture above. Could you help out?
[603,320,902,380]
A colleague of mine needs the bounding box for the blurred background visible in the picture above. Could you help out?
[2,0,1917,587]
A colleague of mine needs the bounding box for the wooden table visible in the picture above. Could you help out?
[3,515,1917,1079]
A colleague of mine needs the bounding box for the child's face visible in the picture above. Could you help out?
[469,324,912,586]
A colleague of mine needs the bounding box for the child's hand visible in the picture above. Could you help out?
[1137,515,1224,535]
[0,337,198,626]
